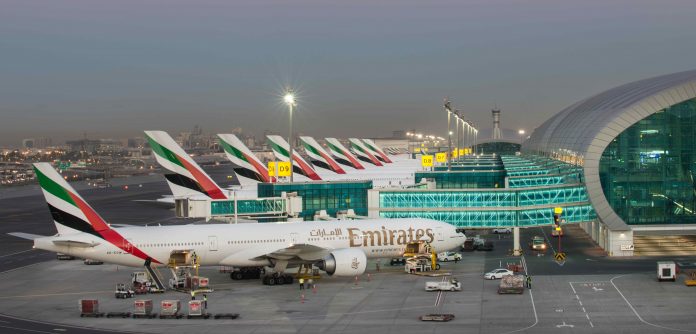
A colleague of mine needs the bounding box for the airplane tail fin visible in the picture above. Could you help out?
[300,136,346,174]
[325,138,365,170]
[349,138,383,166]
[145,131,227,199]
[218,134,274,185]
[33,163,112,236]
[362,138,392,163]
[267,135,322,180]
[34,162,159,262]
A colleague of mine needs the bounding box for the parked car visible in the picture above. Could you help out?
[56,253,75,260]
[484,268,514,280]
[477,241,494,251]
[84,259,104,265]
[492,228,512,234]
[437,251,462,262]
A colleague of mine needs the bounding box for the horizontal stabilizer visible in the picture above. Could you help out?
[8,232,46,240]
[52,239,100,248]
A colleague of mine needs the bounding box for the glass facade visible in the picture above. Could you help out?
[415,171,506,189]
[210,198,286,215]
[600,98,696,225]
[258,181,372,220]
[474,142,521,155]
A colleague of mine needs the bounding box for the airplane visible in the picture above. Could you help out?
[218,133,274,188]
[349,138,383,166]
[362,138,393,163]
[12,163,466,285]
[325,137,365,170]
[267,135,322,181]
[299,136,346,174]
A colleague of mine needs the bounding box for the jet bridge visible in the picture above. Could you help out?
[175,193,302,221]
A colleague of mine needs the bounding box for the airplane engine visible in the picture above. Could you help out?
[318,248,367,276]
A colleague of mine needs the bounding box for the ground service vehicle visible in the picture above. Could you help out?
[425,278,461,291]
[657,261,677,281]
[498,275,525,294]
[530,236,547,251]
[492,228,511,234]
[484,268,514,280]
[437,251,462,262]
[230,267,263,280]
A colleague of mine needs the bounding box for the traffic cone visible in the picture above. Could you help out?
[367,273,371,282]
[354,275,359,286]
[301,294,305,303]
[312,284,317,294]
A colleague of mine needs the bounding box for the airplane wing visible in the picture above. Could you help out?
[221,244,331,266]
[52,239,101,248]
[8,232,46,240]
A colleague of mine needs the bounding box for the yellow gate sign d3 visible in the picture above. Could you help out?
[277,161,292,177]
[422,155,434,167]
[436,152,447,163]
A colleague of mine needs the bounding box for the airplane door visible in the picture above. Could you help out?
[208,236,218,251]
[436,227,444,242]
[290,233,298,245]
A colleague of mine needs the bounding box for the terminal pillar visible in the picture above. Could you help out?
[512,227,522,256]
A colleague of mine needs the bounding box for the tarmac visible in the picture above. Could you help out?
[2,166,696,333]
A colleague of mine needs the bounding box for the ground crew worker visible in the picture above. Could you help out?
[191,290,196,300]
[454,255,459,264]
[526,275,532,289]
[376,259,381,272]
[299,277,305,290]
[203,294,208,309]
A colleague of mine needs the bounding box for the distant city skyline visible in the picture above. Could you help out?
[2,0,696,146]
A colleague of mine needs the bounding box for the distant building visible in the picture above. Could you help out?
[127,137,146,148]
[22,139,34,149]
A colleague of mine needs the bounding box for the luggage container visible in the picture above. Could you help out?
[657,261,677,281]
[187,300,210,319]
[498,275,525,294]
[132,299,156,319]
[79,299,104,317]
[185,276,209,290]
[159,300,183,319]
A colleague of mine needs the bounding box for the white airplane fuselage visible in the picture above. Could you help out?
[35,218,464,268]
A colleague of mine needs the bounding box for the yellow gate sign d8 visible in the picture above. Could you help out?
[421,155,434,167]
[436,153,447,163]
[268,161,276,176]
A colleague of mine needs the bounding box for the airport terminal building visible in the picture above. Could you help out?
[523,70,696,255]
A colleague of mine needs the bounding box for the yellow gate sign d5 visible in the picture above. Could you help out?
[436,152,447,163]
[421,155,434,167]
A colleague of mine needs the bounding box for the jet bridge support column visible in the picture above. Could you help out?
[512,227,522,256]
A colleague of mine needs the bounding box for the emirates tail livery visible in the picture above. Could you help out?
[218,133,274,187]
[12,163,465,281]
[325,138,365,170]
[299,136,346,174]
[349,138,383,166]
[145,131,228,200]
[362,139,393,163]
[267,135,322,181]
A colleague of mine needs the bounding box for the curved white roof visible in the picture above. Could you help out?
[523,69,696,230]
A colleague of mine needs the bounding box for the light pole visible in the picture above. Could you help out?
[444,99,452,171]
[454,110,460,162]
[284,91,296,182]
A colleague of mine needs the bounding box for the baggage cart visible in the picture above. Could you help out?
[132,299,157,319]
[187,300,210,319]
[159,300,183,319]
[214,313,240,319]
[498,275,525,294]
[106,312,131,318]
[79,299,104,317]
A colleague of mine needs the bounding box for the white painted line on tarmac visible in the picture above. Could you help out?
[501,256,538,334]
[610,274,696,332]
[0,249,34,259]
[569,282,594,328]
[0,262,43,275]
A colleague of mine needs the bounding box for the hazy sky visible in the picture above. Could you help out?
[2,0,696,146]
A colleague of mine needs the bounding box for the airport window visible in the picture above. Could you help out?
[600,97,696,225]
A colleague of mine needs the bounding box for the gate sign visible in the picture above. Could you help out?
[277,161,292,177]
[421,155,433,167]
[436,153,447,163]
[267,161,276,177]
[620,244,634,251]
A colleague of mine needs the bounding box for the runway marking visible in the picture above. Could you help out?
[569,282,594,328]
[501,255,538,334]
[0,262,43,275]
[0,249,35,259]
[610,274,696,332]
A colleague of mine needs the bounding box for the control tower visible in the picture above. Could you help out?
[492,108,502,140]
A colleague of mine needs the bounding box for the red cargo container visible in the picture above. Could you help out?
[80,299,103,317]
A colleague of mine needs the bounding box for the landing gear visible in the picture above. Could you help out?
[262,272,294,286]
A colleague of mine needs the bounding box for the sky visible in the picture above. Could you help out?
[2,0,696,146]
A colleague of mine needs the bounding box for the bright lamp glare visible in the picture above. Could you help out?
[284,93,295,105]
